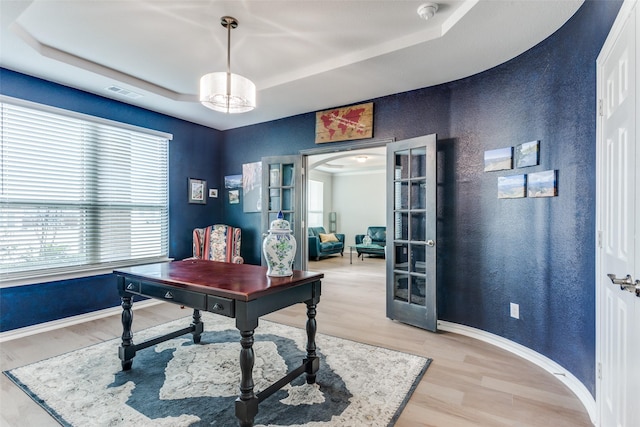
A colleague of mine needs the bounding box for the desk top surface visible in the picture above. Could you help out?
[114,260,323,302]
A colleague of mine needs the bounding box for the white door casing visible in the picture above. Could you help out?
[596,1,639,426]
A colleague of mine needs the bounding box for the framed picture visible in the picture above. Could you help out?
[229,189,240,204]
[209,188,218,198]
[225,174,242,189]
[498,174,526,199]
[528,170,558,197]
[188,178,206,204]
[515,140,540,168]
[484,147,513,172]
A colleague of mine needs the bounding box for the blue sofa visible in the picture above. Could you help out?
[308,226,345,260]
[355,226,386,258]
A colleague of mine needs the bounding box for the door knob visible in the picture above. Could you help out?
[426,240,435,247]
[607,274,640,297]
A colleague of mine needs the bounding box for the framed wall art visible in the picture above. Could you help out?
[188,178,206,204]
[515,140,540,168]
[484,147,513,172]
[527,170,557,197]
[498,174,526,199]
[229,189,240,204]
[225,174,242,189]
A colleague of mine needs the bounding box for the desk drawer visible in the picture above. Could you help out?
[140,282,207,310]
[207,295,235,318]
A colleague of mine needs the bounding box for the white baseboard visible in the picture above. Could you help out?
[0,299,163,343]
[437,320,596,425]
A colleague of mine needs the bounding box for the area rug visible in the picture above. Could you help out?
[5,312,431,426]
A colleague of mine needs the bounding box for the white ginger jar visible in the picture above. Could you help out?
[263,211,296,277]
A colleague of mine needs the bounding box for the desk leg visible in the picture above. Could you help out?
[118,295,135,371]
[191,309,203,343]
[304,302,320,384]
[235,329,258,427]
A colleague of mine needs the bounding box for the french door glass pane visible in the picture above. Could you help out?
[411,180,426,209]
[394,273,409,302]
[396,181,409,209]
[411,212,426,241]
[395,212,409,240]
[411,276,426,306]
[394,243,409,270]
[395,150,410,179]
[410,147,426,178]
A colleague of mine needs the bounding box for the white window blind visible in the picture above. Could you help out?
[0,99,171,283]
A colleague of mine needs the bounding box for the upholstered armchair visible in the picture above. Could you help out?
[192,224,243,264]
[355,226,386,258]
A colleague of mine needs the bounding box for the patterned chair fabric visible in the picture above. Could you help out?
[192,224,243,264]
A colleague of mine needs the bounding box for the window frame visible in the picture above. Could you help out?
[0,96,172,288]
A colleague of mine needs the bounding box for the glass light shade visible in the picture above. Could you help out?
[199,72,256,113]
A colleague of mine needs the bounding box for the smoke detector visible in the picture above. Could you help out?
[417,3,439,20]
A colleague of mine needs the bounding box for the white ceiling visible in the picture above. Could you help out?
[309,146,387,175]
[0,0,583,131]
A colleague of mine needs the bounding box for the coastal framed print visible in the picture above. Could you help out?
[527,170,557,197]
[484,147,513,172]
[498,174,526,199]
[515,140,540,168]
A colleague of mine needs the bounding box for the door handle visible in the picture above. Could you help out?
[426,240,435,247]
[607,274,640,297]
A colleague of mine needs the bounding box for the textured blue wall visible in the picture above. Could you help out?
[0,69,223,330]
[219,0,621,396]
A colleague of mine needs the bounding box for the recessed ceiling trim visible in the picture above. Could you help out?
[10,22,197,102]
[259,0,478,91]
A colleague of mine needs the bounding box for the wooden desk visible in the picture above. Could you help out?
[114,259,323,427]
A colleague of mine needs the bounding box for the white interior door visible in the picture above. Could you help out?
[596,2,639,426]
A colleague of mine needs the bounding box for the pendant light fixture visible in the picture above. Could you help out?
[199,16,256,113]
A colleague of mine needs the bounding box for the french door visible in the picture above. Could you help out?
[596,1,639,425]
[386,134,437,332]
[261,155,305,271]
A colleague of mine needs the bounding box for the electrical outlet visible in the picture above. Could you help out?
[510,302,520,319]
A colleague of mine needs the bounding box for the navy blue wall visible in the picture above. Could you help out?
[219,1,621,396]
[0,0,622,397]
[0,69,223,330]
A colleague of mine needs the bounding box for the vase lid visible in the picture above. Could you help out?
[269,211,291,232]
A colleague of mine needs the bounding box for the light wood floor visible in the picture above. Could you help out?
[0,255,593,426]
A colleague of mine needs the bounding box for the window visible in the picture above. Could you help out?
[0,97,171,284]
[307,179,324,227]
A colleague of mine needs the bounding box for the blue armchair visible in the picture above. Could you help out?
[308,226,345,260]
[355,226,386,258]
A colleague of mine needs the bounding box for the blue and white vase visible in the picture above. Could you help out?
[263,211,296,277]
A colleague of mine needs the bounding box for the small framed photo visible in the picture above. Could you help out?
[528,170,558,197]
[224,174,242,189]
[188,178,206,204]
[484,147,513,172]
[209,188,218,198]
[229,189,240,204]
[515,140,540,168]
[498,174,526,199]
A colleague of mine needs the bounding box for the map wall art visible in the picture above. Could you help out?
[315,102,373,143]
